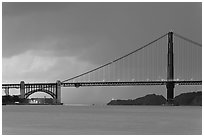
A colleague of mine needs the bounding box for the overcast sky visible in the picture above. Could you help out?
[2,2,202,104]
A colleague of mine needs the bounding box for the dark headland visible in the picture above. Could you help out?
[107,91,202,106]
[2,96,62,105]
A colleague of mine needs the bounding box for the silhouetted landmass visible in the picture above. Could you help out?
[2,95,28,105]
[107,94,166,105]
[174,91,202,106]
[107,91,202,106]
[2,95,56,105]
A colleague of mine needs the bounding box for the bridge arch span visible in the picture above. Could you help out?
[25,89,56,99]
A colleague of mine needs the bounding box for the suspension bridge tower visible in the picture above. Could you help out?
[166,31,175,104]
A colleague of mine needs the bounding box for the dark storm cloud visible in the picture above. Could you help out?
[3,2,201,66]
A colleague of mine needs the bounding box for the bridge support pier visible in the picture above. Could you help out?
[56,80,61,104]
[166,82,175,104]
[20,81,25,98]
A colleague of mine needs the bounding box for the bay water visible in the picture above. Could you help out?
[2,105,202,135]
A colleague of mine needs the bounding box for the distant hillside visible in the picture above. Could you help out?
[107,94,166,105]
[107,91,202,106]
[174,91,202,106]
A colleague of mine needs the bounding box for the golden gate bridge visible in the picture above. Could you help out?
[2,31,202,104]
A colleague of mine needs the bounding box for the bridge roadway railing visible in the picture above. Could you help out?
[2,80,201,89]
[2,83,57,89]
[2,84,20,89]
[61,80,202,88]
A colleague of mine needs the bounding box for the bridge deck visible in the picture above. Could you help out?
[2,81,201,89]
[2,83,57,89]
[61,81,202,87]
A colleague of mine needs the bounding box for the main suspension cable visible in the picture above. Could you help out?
[61,32,168,83]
